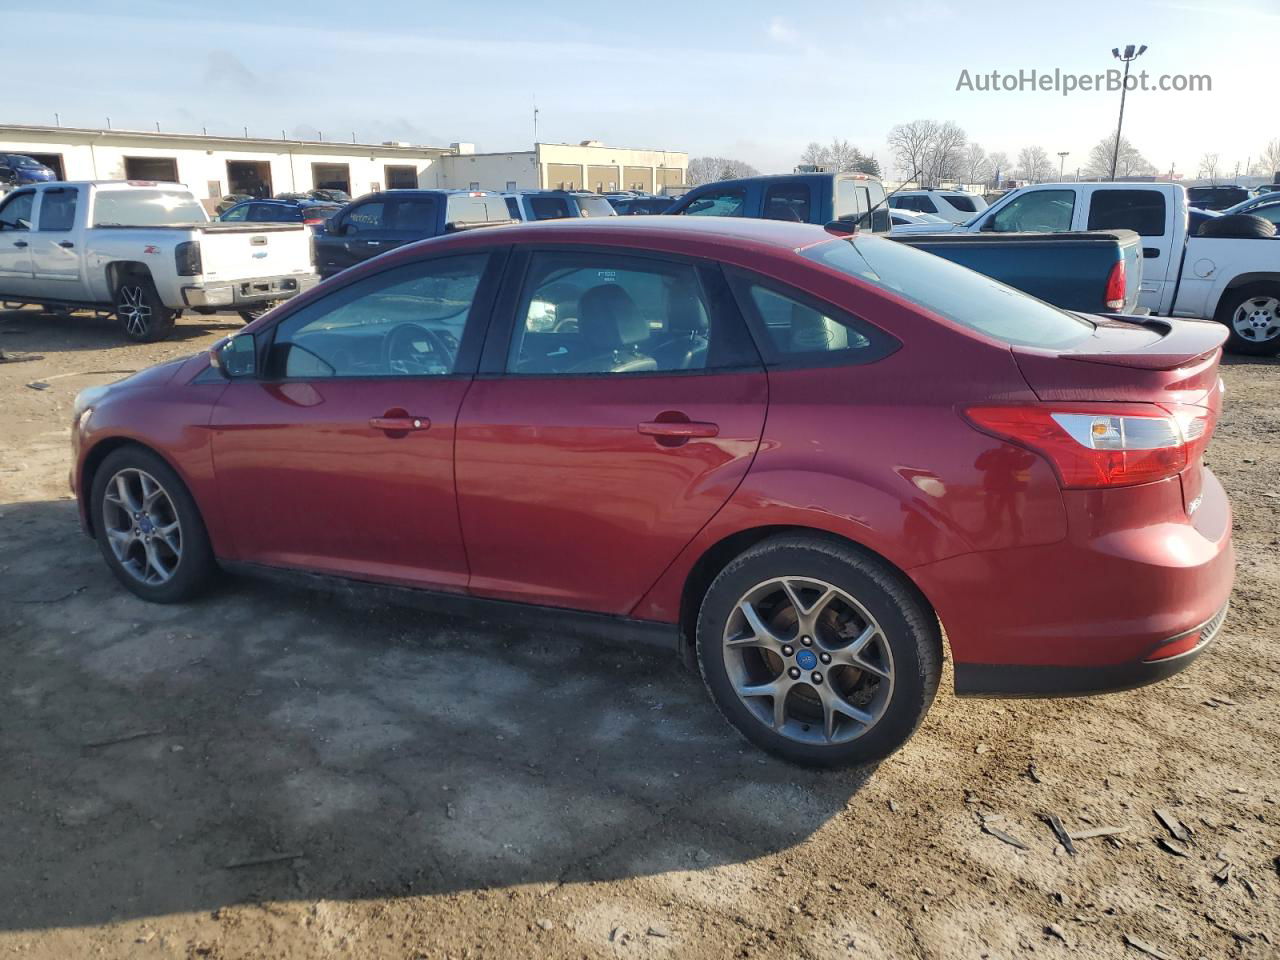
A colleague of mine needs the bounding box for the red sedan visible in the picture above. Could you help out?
[70,218,1234,767]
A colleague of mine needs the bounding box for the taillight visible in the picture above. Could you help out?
[965,403,1213,489]
[1104,259,1126,311]
[175,240,202,276]
[303,217,324,224]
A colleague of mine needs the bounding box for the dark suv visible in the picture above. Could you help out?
[666,173,892,232]
[313,189,511,279]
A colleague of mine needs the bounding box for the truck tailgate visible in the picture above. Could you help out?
[195,223,314,282]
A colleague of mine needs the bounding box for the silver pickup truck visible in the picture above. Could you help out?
[0,180,319,341]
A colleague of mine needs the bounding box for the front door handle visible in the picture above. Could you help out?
[58,241,74,249]
[638,420,719,439]
[12,240,28,248]
[369,415,430,432]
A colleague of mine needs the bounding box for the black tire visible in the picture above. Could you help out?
[114,275,176,343]
[1215,283,1280,356]
[1197,214,1276,239]
[89,445,216,603]
[695,534,942,768]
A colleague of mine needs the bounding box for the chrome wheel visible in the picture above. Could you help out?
[1231,295,1280,343]
[117,284,152,338]
[101,468,183,585]
[722,577,894,745]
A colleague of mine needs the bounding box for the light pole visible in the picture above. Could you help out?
[1058,151,1069,180]
[1109,43,1147,181]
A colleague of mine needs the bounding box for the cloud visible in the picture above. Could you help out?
[201,50,261,93]
[767,17,800,46]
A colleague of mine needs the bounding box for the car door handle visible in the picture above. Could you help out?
[638,420,719,439]
[365,240,383,246]
[58,241,74,249]
[12,240,27,248]
[1143,247,1160,259]
[369,415,429,432]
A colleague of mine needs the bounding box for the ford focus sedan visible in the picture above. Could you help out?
[70,218,1234,767]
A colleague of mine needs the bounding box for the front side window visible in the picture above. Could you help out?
[1086,189,1167,236]
[220,203,249,222]
[506,253,756,375]
[988,189,1075,232]
[0,191,34,230]
[344,202,386,234]
[680,188,746,217]
[803,236,1093,349]
[763,182,811,222]
[529,196,571,220]
[37,189,77,231]
[268,254,488,379]
[1247,200,1280,226]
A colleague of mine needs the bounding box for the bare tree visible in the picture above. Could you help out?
[887,119,938,183]
[798,139,880,176]
[1082,133,1155,179]
[1197,152,1221,182]
[1259,138,1280,181]
[687,156,760,185]
[963,143,991,187]
[800,141,828,167]
[987,151,1010,187]
[923,122,967,187]
[1016,146,1054,183]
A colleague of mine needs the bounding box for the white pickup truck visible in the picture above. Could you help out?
[927,181,1280,354]
[0,180,319,341]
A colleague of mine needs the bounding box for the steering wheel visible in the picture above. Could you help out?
[383,323,456,376]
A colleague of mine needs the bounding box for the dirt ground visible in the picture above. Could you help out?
[0,306,1277,960]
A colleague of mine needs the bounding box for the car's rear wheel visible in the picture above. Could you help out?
[1216,283,1280,355]
[89,446,215,603]
[696,535,941,767]
[114,276,175,342]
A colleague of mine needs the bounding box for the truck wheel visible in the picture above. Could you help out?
[115,277,176,342]
[1216,283,1280,355]
[1197,214,1276,239]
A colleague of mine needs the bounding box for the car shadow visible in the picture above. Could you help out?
[0,498,875,932]
[0,306,240,354]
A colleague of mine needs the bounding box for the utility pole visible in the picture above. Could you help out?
[1058,151,1069,179]
[532,96,539,146]
[1108,43,1147,181]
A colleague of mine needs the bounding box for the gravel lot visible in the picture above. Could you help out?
[1,307,1277,960]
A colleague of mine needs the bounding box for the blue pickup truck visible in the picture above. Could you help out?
[666,172,1142,314]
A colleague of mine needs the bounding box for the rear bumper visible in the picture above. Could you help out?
[954,601,1229,696]
[182,273,319,308]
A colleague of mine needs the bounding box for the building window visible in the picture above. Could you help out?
[123,156,179,183]
[506,181,517,191]
[469,181,480,191]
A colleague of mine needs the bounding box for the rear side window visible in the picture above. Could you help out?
[763,182,811,222]
[37,189,77,231]
[1086,189,1166,236]
[803,236,1094,349]
[737,280,896,366]
[388,198,436,234]
[680,188,746,217]
[943,194,977,213]
[529,196,572,220]
[445,196,509,223]
[504,197,521,219]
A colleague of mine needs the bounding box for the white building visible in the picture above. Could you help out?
[0,125,688,210]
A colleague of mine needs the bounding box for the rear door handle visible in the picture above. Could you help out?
[369,415,430,432]
[638,420,719,439]
[12,240,27,248]
[58,241,74,249]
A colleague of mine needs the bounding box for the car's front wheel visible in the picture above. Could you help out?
[89,446,216,603]
[696,535,942,767]
[114,276,176,343]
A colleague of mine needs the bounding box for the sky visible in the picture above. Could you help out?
[8,0,1275,180]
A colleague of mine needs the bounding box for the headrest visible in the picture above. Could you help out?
[578,285,647,349]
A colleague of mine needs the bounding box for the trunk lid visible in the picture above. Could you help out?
[1011,315,1226,513]
[194,222,315,283]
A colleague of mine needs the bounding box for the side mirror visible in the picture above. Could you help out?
[328,220,347,236]
[210,335,257,379]
[979,218,996,232]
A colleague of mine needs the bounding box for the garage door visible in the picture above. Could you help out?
[546,164,581,190]
[587,165,620,193]
[27,153,66,180]
[624,166,653,193]
[657,167,684,189]
[385,165,418,189]
[226,160,274,198]
[312,163,351,194]
[124,156,179,183]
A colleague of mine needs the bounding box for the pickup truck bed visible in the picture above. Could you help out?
[892,230,1142,315]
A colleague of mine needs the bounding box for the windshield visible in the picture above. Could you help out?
[92,189,209,226]
[576,196,617,218]
[1224,192,1279,215]
[11,156,43,169]
[802,236,1095,349]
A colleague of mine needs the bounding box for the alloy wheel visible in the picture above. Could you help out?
[101,468,183,585]
[1231,295,1280,343]
[722,576,895,745]
[117,285,152,338]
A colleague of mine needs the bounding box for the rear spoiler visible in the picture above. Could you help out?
[444,218,518,233]
[1066,315,1228,370]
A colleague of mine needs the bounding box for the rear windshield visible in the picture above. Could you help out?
[92,189,208,226]
[943,194,978,212]
[802,236,1094,349]
[576,196,616,218]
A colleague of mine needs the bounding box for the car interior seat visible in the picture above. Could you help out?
[569,285,657,373]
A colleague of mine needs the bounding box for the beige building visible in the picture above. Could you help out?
[0,125,688,210]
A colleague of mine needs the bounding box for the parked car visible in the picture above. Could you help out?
[1186,185,1250,211]
[667,172,893,231]
[313,189,511,279]
[893,230,1142,314]
[0,181,318,341]
[311,188,351,203]
[889,209,955,234]
[71,217,1232,768]
[220,198,343,230]
[0,153,57,185]
[888,189,988,224]
[500,190,617,221]
[608,195,676,215]
[1218,191,1280,227]
[214,193,252,215]
[937,182,1280,352]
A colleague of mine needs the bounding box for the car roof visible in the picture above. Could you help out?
[685,172,881,192]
